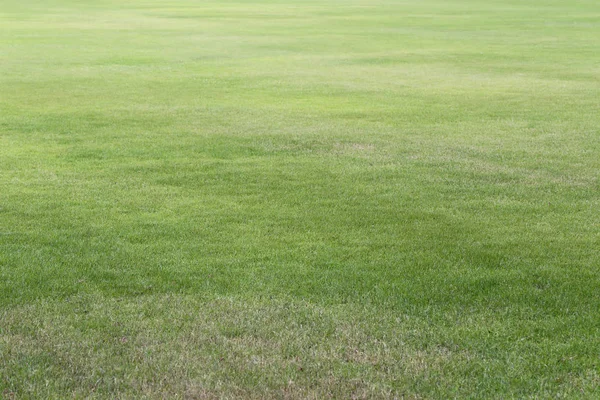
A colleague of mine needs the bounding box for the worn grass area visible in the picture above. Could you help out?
[2,294,598,399]
[1,0,600,398]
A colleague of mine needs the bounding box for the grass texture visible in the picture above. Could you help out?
[1,0,599,398]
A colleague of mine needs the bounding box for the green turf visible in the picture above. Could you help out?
[1,0,599,398]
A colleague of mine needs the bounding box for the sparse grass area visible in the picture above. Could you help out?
[1,0,599,398]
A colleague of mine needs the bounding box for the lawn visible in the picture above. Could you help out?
[1,0,599,398]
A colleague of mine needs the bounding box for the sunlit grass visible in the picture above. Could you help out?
[1,0,599,398]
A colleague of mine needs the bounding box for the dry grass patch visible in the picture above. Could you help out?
[1,293,480,399]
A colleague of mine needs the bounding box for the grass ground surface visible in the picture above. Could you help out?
[1,0,599,398]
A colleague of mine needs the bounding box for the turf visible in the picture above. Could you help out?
[1,0,599,398]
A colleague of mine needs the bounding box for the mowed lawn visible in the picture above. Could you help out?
[1,0,599,398]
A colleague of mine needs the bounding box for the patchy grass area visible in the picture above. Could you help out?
[2,293,598,399]
[1,0,599,398]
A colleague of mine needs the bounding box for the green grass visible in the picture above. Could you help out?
[1,0,599,398]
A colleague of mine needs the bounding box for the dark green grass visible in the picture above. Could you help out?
[1,0,599,398]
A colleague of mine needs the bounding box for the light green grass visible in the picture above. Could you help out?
[1,0,599,398]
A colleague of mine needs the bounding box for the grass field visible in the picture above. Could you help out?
[1,0,599,398]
